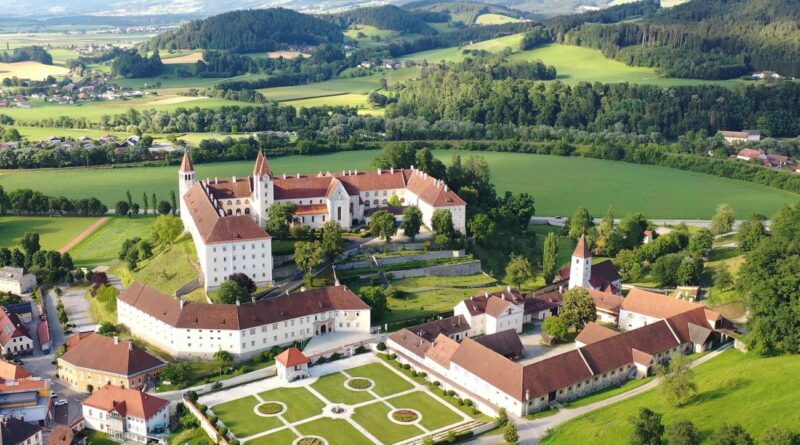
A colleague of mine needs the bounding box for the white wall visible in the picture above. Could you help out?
[203,238,272,290]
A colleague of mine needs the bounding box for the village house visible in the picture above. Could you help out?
[276,347,311,382]
[0,416,43,445]
[0,266,37,294]
[179,151,466,290]
[81,385,169,444]
[117,282,371,361]
[57,333,166,392]
[0,360,52,423]
[718,130,761,144]
[0,309,33,356]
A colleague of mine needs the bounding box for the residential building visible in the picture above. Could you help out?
[0,267,36,294]
[57,333,165,392]
[0,361,52,423]
[719,130,761,144]
[0,309,33,356]
[179,151,466,290]
[0,416,43,445]
[117,282,371,361]
[81,385,169,443]
[276,347,310,382]
[618,287,724,336]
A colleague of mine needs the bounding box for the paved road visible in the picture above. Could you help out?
[464,344,732,445]
[530,216,762,229]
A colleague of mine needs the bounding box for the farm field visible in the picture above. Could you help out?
[258,68,418,103]
[283,93,369,109]
[68,216,155,268]
[0,61,69,80]
[0,95,251,124]
[399,34,739,87]
[0,216,98,251]
[541,350,800,445]
[475,13,523,24]
[0,150,797,218]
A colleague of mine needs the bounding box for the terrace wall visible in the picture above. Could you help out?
[388,260,482,279]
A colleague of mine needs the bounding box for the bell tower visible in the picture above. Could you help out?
[569,234,592,289]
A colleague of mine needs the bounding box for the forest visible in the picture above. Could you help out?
[111,49,164,78]
[330,5,446,35]
[555,0,800,78]
[148,8,343,52]
[0,46,53,64]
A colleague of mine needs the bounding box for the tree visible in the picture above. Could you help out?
[130,203,140,216]
[359,286,389,317]
[542,316,569,341]
[97,322,118,336]
[387,195,402,207]
[431,209,455,239]
[266,202,298,239]
[157,200,172,215]
[126,190,133,212]
[710,203,735,235]
[505,254,534,289]
[761,428,800,445]
[569,207,593,239]
[369,210,396,241]
[630,408,664,445]
[658,353,697,406]
[416,147,447,179]
[503,421,519,444]
[652,254,683,287]
[217,279,251,304]
[711,424,754,445]
[737,217,767,252]
[152,215,183,245]
[401,207,423,241]
[422,437,434,445]
[213,350,233,377]
[667,420,701,445]
[320,221,344,262]
[143,192,149,216]
[468,213,495,246]
[115,200,130,217]
[495,407,508,426]
[21,232,40,259]
[713,264,734,290]
[170,190,177,215]
[542,232,559,284]
[228,272,256,293]
[595,207,616,255]
[294,241,324,282]
[676,256,703,286]
[619,212,649,249]
[372,144,416,169]
[561,287,596,330]
[687,229,713,255]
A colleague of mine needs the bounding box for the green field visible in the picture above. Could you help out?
[0,61,69,80]
[475,13,523,24]
[0,216,98,251]
[0,150,796,218]
[112,234,199,295]
[541,350,800,444]
[68,217,155,268]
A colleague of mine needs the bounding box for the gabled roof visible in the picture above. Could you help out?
[484,296,516,317]
[184,182,270,244]
[1,416,41,445]
[573,234,591,258]
[586,288,624,314]
[558,260,621,291]
[83,385,169,420]
[575,323,619,345]
[206,177,254,199]
[0,359,32,380]
[388,328,432,358]
[425,334,459,367]
[405,315,470,342]
[474,329,523,358]
[273,175,333,200]
[450,338,523,399]
[276,347,309,367]
[60,333,165,377]
[459,288,525,316]
[179,151,194,172]
[47,426,83,445]
[0,309,29,347]
[622,287,707,319]
[404,169,466,207]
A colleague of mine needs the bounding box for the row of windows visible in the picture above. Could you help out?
[212,243,266,252]
[225,199,250,205]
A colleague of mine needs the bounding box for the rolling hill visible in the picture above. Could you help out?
[401,0,537,24]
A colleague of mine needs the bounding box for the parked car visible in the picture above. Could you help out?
[54,399,68,406]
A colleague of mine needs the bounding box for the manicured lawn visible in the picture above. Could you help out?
[311,372,375,405]
[541,350,800,444]
[257,386,325,422]
[352,402,424,443]
[346,363,414,397]
[295,418,375,445]
[69,217,155,268]
[389,391,464,431]
[245,428,298,445]
[112,234,199,295]
[0,216,98,251]
[1,150,796,218]
[212,396,283,438]
[85,430,117,445]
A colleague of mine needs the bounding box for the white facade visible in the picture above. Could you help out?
[568,253,591,289]
[276,361,310,382]
[82,402,169,443]
[0,267,36,294]
[201,239,273,289]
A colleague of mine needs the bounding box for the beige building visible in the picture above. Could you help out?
[0,267,36,294]
[57,333,165,392]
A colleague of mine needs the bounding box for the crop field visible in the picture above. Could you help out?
[541,350,800,445]
[344,24,400,40]
[68,217,155,268]
[1,95,250,124]
[0,150,796,218]
[0,61,69,80]
[284,93,370,109]
[258,68,418,104]
[475,13,523,24]
[0,216,99,251]
[0,31,152,49]
[159,52,204,64]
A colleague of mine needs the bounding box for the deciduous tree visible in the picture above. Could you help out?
[658,353,698,406]
[561,287,596,330]
[542,231,559,284]
[321,221,345,262]
[369,210,396,241]
[505,254,534,289]
[667,420,701,445]
[710,203,735,235]
[630,408,664,445]
[401,207,423,241]
[542,316,569,341]
[266,202,298,239]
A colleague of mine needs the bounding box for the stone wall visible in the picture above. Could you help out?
[376,250,464,266]
[387,260,482,279]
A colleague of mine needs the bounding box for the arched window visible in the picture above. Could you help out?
[364,201,370,207]
[245,208,251,214]
[236,200,241,205]
[226,209,232,216]
[235,208,242,215]
[381,199,388,205]
[227,200,232,205]
[373,199,379,206]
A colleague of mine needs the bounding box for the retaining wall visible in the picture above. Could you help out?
[387,260,482,279]
[376,250,464,266]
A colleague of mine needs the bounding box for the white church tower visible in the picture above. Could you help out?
[178,151,195,221]
[569,234,592,289]
[251,151,274,227]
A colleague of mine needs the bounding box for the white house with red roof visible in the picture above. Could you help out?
[81,385,169,443]
[275,347,310,382]
[178,151,466,290]
[0,308,33,356]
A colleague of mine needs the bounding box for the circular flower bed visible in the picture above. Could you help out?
[297,437,326,445]
[392,409,419,423]
[346,378,373,390]
[257,402,284,415]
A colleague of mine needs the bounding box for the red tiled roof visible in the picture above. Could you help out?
[0,360,32,380]
[253,151,272,177]
[0,309,29,347]
[522,349,593,399]
[206,178,254,199]
[335,169,406,192]
[179,152,194,172]
[276,347,309,367]
[485,296,514,317]
[460,288,525,316]
[586,288,624,313]
[60,333,165,377]
[184,182,269,244]
[558,260,621,291]
[575,323,619,345]
[404,169,466,207]
[83,385,168,420]
[425,334,459,368]
[622,288,707,319]
[37,320,51,347]
[120,283,370,330]
[295,204,328,215]
[274,175,333,200]
[405,315,470,342]
[737,148,764,159]
[388,328,432,358]
[450,338,523,399]
[573,234,591,258]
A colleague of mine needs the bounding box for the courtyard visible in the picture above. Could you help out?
[201,355,474,445]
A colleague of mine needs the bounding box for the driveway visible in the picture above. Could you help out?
[59,286,94,332]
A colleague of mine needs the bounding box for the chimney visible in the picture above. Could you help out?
[354,169,358,175]
[113,336,119,345]
[232,176,237,183]
[236,299,240,306]
[507,285,512,292]
[283,173,287,179]
[296,173,300,178]
[445,185,448,192]
[410,164,415,170]
[214,177,218,184]
[128,342,133,351]
[343,170,346,175]
[300,286,306,292]
[251,296,256,303]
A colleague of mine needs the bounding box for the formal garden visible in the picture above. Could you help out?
[206,361,476,445]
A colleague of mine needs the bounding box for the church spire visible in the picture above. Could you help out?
[253,151,272,177]
[179,151,194,173]
[573,234,591,259]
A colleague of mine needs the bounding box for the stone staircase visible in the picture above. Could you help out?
[399,420,491,445]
